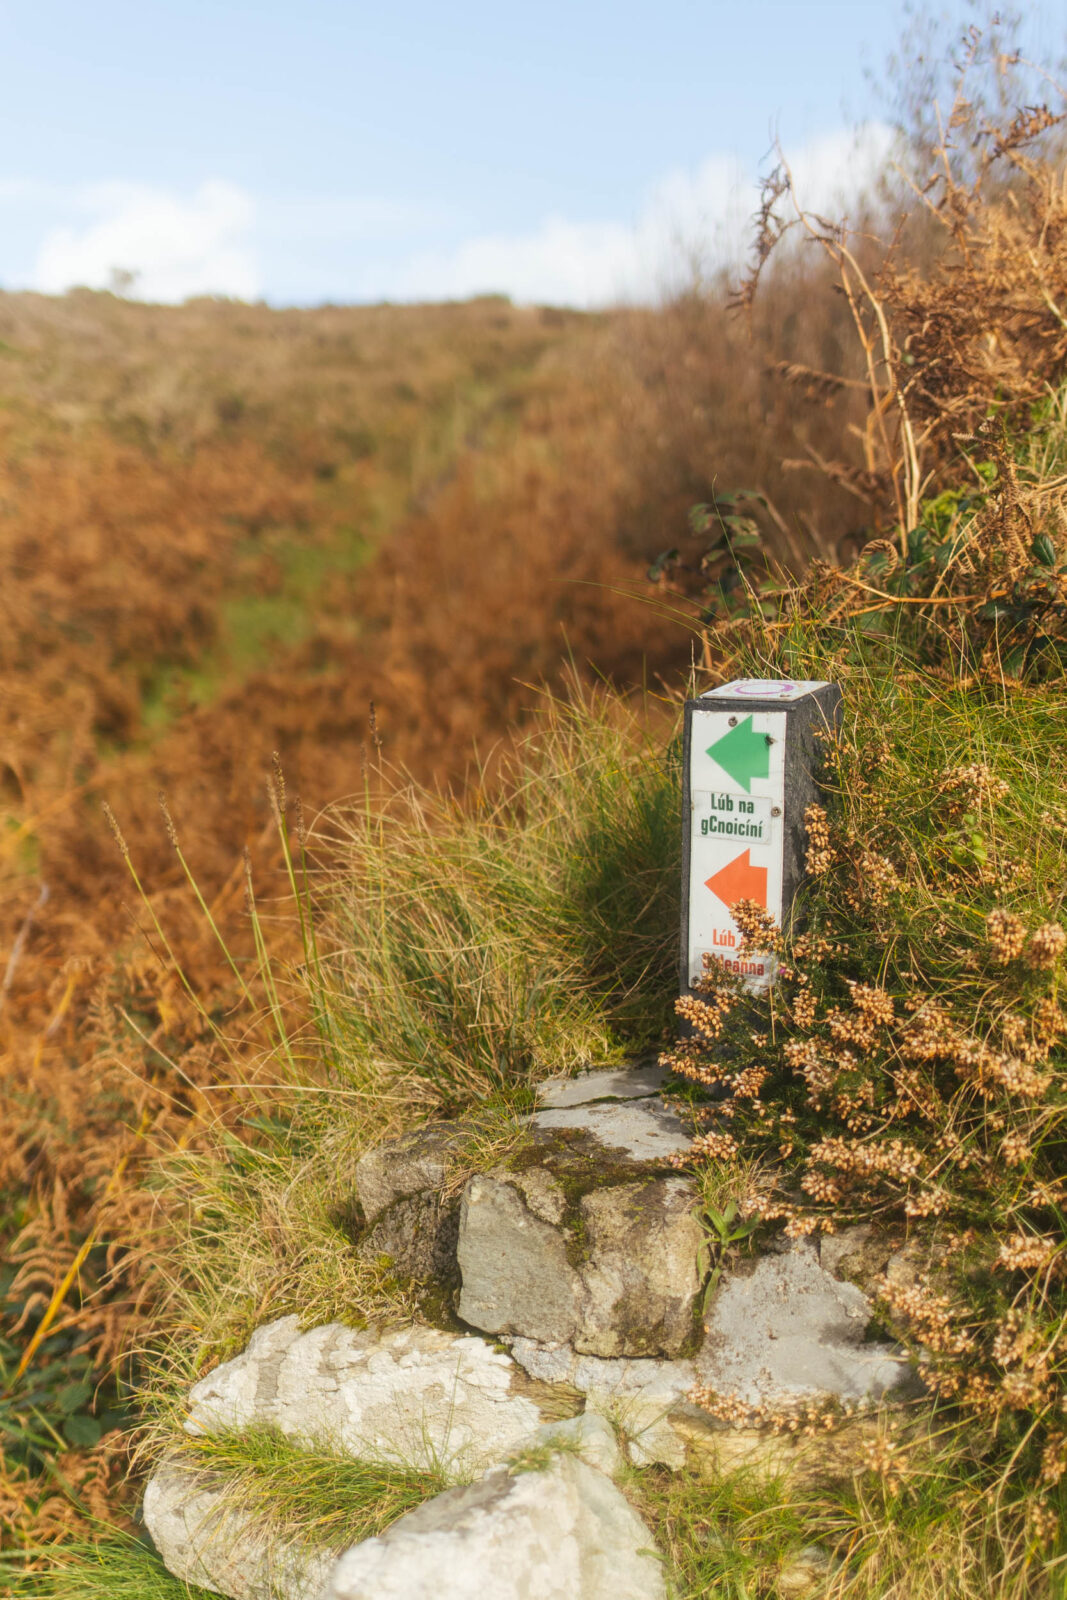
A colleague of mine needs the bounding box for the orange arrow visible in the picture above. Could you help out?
[705,849,768,909]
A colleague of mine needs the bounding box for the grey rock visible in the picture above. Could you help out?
[529,1410,622,1477]
[184,1316,551,1477]
[458,1175,580,1345]
[458,1161,705,1358]
[577,1177,705,1357]
[509,1239,915,1472]
[318,1453,666,1600]
[145,1410,632,1600]
[358,1190,459,1284]
[533,1098,693,1161]
[143,1460,336,1600]
[700,1242,911,1405]
[354,1123,465,1225]
[509,1339,696,1469]
[537,1061,669,1109]
[778,1546,834,1596]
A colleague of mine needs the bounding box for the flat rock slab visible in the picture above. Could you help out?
[701,1243,911,1406]
[533,1098,692,1161]
[184,1316,556,1477]
[320,1454,665,1600]
[537,1061,669,1109]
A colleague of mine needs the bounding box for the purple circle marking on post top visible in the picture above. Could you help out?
[733,680,797,697]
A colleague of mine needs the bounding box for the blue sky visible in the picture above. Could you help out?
[0,1,1062,306]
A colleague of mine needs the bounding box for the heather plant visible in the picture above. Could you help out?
[662,625,1067,1569]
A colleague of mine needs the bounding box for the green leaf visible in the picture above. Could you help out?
[55,1379,93,1414]
[63,1413,103,1447]
[646,548,678,581]
[721,523,762,549]
[1031,533,1056,568]
[702,1267,723,1315]
[704,1206,728,1241]
[717,488,770,508]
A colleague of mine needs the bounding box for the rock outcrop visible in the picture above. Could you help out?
[457,1150,706,1358]
[144,1061,922,1600]
[144,1341,663,1600]
[355,1066,708,1359]
[700,1241,909,1406]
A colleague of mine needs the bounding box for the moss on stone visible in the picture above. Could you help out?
[496,1126,675,1275]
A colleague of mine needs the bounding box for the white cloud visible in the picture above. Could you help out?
[5,122,898,308]
[33,179,258,302]
[386,122,898,308]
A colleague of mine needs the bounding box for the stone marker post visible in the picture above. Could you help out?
[680,677,842,996]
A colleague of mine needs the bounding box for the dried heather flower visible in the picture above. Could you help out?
[938,762,1009,817]
[996,1233,1060,1273]
[1028,1500,1061,1550]
[791,983,818,1028]
[848,848,900,908]
[999,1131,1032,1167]
[861,1431,904,1494]
[986,908,1027,963]
[847,982,895,1026]
[804,803,833,875]
[1040,1430,1067,1488]
[1034,997,1066,1046]
[686,1129,738,1163]
[878,1277,975,1356]
[1026,922,1065,969]
[690,1385,858,1436]
[732,898,783,954]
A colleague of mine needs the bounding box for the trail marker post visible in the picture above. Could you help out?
[680,678,842,996]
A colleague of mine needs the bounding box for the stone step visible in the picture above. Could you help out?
[535,1059,670,1108]
[354,1082,704,1359]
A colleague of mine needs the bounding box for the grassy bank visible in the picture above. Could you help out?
[11,618,1067,1596]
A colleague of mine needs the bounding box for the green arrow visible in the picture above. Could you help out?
[706,716,769,793]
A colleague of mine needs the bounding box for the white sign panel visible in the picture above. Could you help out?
[686,704,787,990]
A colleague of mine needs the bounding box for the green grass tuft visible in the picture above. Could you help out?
[10,1536,214,1600]
[319,681,680,1110]
[174,1425,452,1553]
